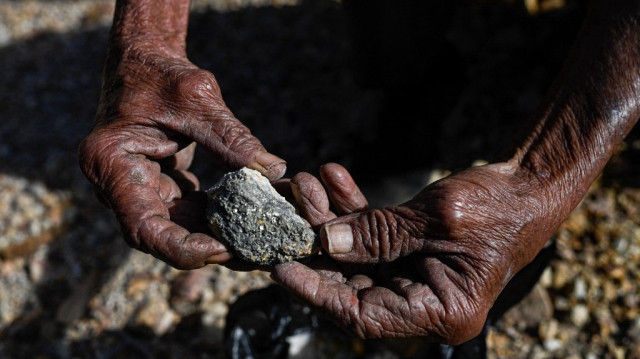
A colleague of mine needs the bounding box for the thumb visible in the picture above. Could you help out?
[320,206,430,264]
[187,109,287,181]
[160,69,287,181]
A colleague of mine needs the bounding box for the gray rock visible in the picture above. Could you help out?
[206,168,319,266]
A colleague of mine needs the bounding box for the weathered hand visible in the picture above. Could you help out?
[273,163,554,343]
[78,44,286,269]
[274,1,640,342]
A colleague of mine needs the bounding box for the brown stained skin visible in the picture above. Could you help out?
[78,0,286,269]
[78,0,640,344]
[272,0,640,344]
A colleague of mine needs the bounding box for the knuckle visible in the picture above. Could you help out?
[174,69,221,104]
[434,190,470,229]
[356,207,426,262]
[217,120,251,147]
[389,206,429,255]
[210,119,260,162]
[352,210,384,261]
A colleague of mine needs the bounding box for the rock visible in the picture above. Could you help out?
[538,319,559,340]
[570,304,590,327]
[552,262,574,289]
[0,174,74,260]
[543,339,564,352]
[206,168,319,266]
[133,299,179,336]
[0,265,39,331]
[573,277,587,300]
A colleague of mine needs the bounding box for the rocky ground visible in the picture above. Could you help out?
[0,0,639,358]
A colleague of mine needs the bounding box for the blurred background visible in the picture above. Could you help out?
[0,0,639,357]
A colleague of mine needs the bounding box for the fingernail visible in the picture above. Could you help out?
[324,223,353,254]
[250,152,287,179]
[205,252,232,264]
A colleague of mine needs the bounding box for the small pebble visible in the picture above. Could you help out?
[573,277,587,300]
[543,339,563,351]
[570,304,590,327]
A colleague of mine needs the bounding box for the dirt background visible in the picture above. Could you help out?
[0,0,639,358]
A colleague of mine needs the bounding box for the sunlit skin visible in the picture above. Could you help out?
[78,0,287,269]
[79,0,640,342]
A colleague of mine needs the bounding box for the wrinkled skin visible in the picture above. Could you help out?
[274,1,640,343]
[78,1,286,269]
[79,0,640,343]
[274,163,550,344]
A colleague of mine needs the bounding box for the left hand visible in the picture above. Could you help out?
[273,162,555,344]
[273,0,640,343]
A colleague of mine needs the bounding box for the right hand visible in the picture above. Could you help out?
[78,44,286,269]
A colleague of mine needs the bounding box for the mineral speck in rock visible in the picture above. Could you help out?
[206,168,318,266]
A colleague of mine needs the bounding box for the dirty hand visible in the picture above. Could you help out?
[78,0,285,269]
[273,163,555,343]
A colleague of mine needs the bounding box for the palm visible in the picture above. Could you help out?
[274,163,553,343]
[79,49,284,269]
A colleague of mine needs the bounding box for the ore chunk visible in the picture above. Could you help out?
[206,168,319,266]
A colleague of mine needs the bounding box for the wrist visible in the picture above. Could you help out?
[107,36,188,68]
[509,1,640,215]
[108,0,190,56]
[110,34,187,58]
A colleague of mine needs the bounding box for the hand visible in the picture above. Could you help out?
[273,163,554,343]
[78,44,286,269]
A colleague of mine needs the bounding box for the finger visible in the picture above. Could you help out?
[319,206,431,264]
[291,172,337,229]
[272,261,355,320]
[205,250,233,265]
[157,169,200,203]
[319,163,368,214]
[272,261,437,339]
[159,142,197,170]
[298,253,346,281]
[114,174,230,268]
[158,173,183,202]
[137,216,230,268]
[174,142,196,170]
[164,169,200,193]
[81,132,230,269]
[346,274,375,290]
[161,69,286,181]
